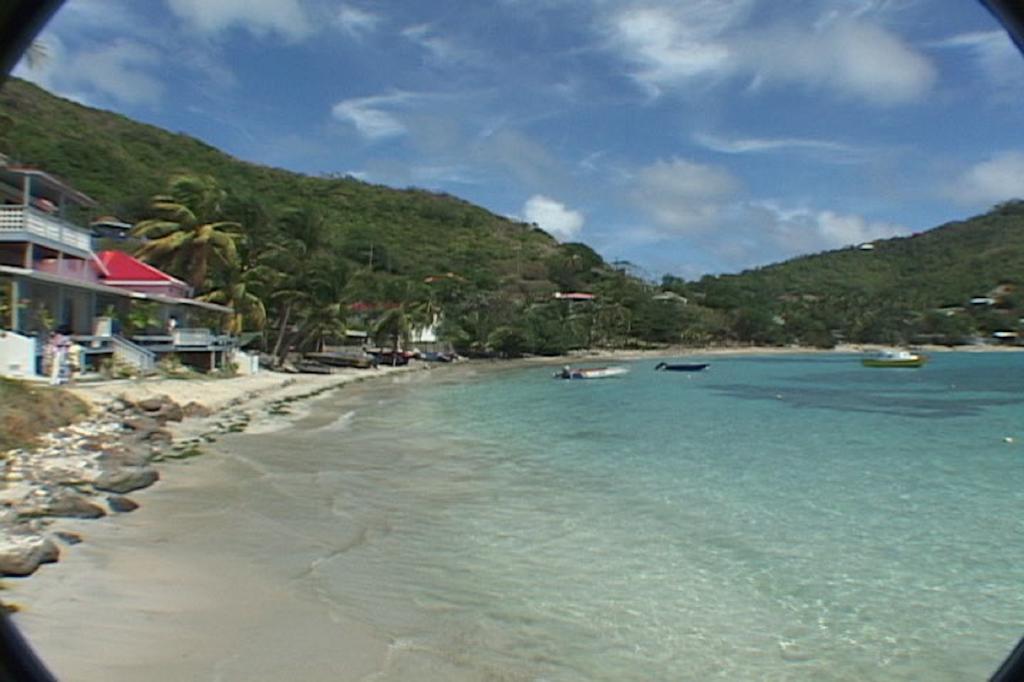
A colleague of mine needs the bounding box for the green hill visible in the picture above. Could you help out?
[0,77,559,288]
[1,77,1021,351]
[684,202,1024,345]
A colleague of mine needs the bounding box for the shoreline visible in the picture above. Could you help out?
[0,364,426,581]
[1,350,1021,679]
[2,342,1017,577]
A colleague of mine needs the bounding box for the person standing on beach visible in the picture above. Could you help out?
[48,330,69,385]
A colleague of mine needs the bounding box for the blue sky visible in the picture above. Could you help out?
[15,0,1024,279]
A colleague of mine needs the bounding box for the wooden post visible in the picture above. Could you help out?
[8,278,19,330]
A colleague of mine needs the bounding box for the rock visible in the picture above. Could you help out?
[93,465,159,494]
[38,489,105,516]
[107,496,139,513]
[136,396,171,412]
[155,402,184,423]
[182,401,212,418]
[0,534,59,576]
[55,531,83,545]
[121,415,162,433]
[98,446,151,468]
[78,438,110,452]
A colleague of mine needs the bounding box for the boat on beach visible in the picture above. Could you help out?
[861,349,927,368]
[554,365,629,380]
[654,362,708,372]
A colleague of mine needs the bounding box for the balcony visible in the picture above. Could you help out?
[0,205,94,257]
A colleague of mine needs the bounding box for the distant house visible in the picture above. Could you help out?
[969,297,996,307]
[652,291,687,304]
[553,292,595,302]
[857,242,875,251]
[992,331,1020,344]
[0,163,240,378]
[90,216,134,240]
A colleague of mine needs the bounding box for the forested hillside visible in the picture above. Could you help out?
[0,78,687,356]
[1,77,1021,351]
[678,201,1024,346]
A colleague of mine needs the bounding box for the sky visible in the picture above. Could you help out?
[13,0,1024,280]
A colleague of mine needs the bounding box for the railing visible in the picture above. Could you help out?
[111,334,156,371]
[0,205,93,251]
[173,327,213,347]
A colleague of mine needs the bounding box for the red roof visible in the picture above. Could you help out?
[96,251,185,284]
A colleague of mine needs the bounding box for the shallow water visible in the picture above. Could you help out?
[224,353,1024,680]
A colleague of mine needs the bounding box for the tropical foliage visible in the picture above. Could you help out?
[1,77,1023,354]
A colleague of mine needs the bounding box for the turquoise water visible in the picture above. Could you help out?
[249,354,1024,680]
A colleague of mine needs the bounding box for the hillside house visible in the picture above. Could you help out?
[0,164,242,378]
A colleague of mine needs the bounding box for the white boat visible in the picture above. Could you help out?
[554,365,629,380]
[861,349,927,368]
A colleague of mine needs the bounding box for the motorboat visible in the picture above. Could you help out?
[654,361,708,372]
[861,349,927,368]
[554,365,629,380]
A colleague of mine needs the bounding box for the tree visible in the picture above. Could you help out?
[132,175,240,291]
[255,207,340,363]
[372,306,412,363]
[199,262,267,334]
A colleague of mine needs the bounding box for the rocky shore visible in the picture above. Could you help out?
[0,365,421,580]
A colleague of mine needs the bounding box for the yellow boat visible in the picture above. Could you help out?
[861,349,927,368]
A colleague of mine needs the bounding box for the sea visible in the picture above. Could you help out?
[221,352,1024,681]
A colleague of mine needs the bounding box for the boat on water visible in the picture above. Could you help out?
[554,365,629,380]
[861,349,927,368]
[654,362,708,372]
[303,351,377,369]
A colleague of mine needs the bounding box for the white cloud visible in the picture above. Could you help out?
[631,158,741,233]
[606,2,747,95]
[331,93,413,140]
[603,4,934,106]
[769,205,905,250]
[475,128,565,189]
[14,37,163,107]
[741,20,935,106]
[401,24,469,66]
[522,195,584,241]
[336,4,381,38]
[948,152,1024,206]
[692,131,866,163]
[165,0,312,41]
[928,30,1023,89]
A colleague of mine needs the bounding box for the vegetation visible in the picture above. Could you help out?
[1,77,1022,352]
[0,378,89,451]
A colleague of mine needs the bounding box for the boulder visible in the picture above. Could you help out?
[97,446,151,468]
[182,401,212,418]
[93,465,159,494]
[154,402,184,423]
[0,534,59,576]
[54,531,83,545]
[40,489,106,516]
[107,496,139,513]
[121,415,162,434]
[136,396,172,413]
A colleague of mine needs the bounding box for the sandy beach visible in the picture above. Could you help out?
[3,345,1021,680]
[3,363,442,681]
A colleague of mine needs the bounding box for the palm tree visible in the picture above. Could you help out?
[372,305,412,364]
[132,175,240,291]
[257,207,347,363]
[199,262,267,334]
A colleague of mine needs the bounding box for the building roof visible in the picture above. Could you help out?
[0,166,98,208]
[96,250,188,286]
[0,265,231,314]
[91,216,133,230]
